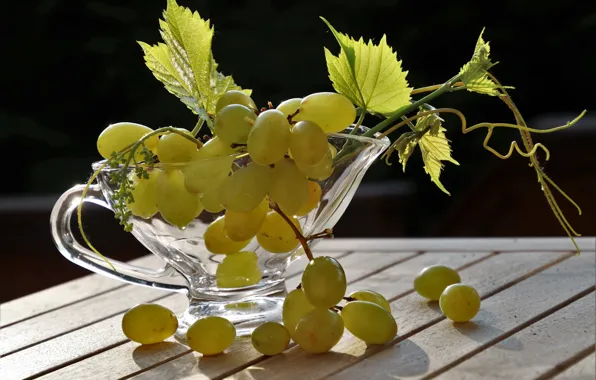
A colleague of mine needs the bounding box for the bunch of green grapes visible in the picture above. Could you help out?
[249,256,396,355]
[96,90,357,290]
[414,265,481,322]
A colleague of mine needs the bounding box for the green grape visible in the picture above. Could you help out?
[200,188,224,213]
[439,284,481,322]
[216,251,261,288]
[289,121,328,166]
[215,90,257,113]
[204,217,251,254]
[276,98,302,117]
[214,104,256,145]
[184,154,234,193]
[186,316,236,355]
[126,169,159,218]
[293,309,344,354]
[156,169,198,228]
[219,163,275,212]
[157,128,197,163]
[282,289,315,335]
[414,265,461,301]
[97,122,158,161]
[269,158,307,216]
[224,198,269,242]
[194,196,204,217]
[247,109,291,165]
[121,303,178,345]
[341,301,397,344]
[251,322,291,356]
[301,256,346,308]
[348,290,391,312]
[194,136,235,158]
[257,211,302,253]
[296,181,322,216]
[295,148,334,180]
[295,92,356,133]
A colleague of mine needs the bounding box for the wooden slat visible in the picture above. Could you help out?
[554,352,596,380]
[315,237,595,252]
[328,253,596,380]
[227,251,571,380]
[34,250,420,380]
[0,255,164,327]
[0,251,348,380]
[122,252,493,380]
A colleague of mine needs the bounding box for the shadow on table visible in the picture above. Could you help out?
[234,350,357,379]
[365,338,430,378]
[424,300,443,315]
[132,342,194,379]
[453,318,524,351]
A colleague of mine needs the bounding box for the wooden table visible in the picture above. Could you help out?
[2,238,595,380]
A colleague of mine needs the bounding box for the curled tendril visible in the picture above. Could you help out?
[379,79,585,253]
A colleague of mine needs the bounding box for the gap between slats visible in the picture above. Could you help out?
[533,344,596,380]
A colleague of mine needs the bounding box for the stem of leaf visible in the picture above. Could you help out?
[351,111,366,135]
[365,75,460,137]
[191,118,205,137]
[411,81,465,95]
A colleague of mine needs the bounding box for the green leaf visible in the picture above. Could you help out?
[138,41,200,113]
[394,132,419,171]
[138,0,251,124]
[458,28,504,96]
[163,0,214,106]
[419,127,459,195]
[390,111,458,195]
[321,17,412,116]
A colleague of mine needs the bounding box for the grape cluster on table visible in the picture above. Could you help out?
[122,263,481,356]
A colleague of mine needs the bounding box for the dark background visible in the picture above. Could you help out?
[1,0,595,302]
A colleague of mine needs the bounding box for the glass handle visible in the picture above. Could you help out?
[50,184,189,294]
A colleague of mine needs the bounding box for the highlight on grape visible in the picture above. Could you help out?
[77,0,585,359]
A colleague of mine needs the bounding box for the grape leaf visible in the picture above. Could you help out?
[138,0,250,123]
[321,18,412,116]
[418,127,459,195]
[163,0,214,105]
[392,112,459,195]
[458,28,502,96]
[138,42,200,114]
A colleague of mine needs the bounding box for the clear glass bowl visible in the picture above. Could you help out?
[50,125,390,338]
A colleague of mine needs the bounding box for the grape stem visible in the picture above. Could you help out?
[269,202,315,262]
[191,118,204,137]
[305,229,334,241]
[411,81,465,95]
[287,109,299,125]
[343,296,356,302]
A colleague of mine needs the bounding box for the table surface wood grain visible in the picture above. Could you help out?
[1,237,595,380]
